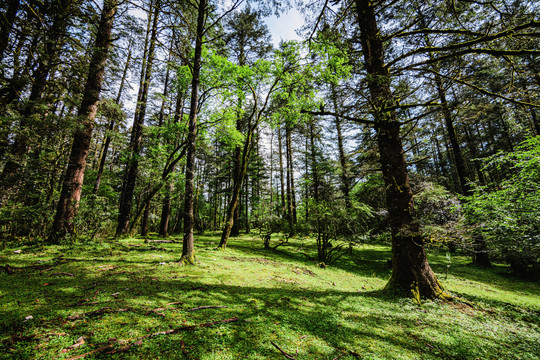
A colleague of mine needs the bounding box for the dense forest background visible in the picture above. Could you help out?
[0,0,539,296]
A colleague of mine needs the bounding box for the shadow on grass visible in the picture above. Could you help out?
[1,267,534,360]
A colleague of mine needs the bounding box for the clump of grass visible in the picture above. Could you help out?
[0,234,539,359]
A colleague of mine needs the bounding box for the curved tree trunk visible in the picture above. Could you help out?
[48,0,117,242]
[354,0,447,299]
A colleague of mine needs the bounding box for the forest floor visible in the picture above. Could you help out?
[0,233,539,360]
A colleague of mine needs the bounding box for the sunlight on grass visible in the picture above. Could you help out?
[1,234,539,359]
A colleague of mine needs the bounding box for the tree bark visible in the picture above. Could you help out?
[331,84,351,208]
[278,124,286,218]
[116,0,160,236]
[285,123,297,224]
[48,0,117,242]
[181,0,206,264]
[93,42,132,194]
[354,0,447,299]
[219,122,257,249]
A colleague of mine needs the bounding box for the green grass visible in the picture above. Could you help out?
[1,233,539,359]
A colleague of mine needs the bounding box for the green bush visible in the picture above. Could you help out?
[464,137,540,277]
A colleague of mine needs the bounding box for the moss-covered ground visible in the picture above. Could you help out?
[1,233,539,359]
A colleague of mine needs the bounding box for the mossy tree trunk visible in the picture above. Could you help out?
[354,0,447,299]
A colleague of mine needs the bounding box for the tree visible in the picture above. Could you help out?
[180,0,207,264]
[49,0,118,242]
[116,0,161,236]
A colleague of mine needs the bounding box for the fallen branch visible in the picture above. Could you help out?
[145,240,177,243]
[65,343,116,360]
[270,341,297,360]
[52,272,74,277]
[39,267,54,274]
[65,317,239,359]
[187,305,227,312]
[67,307,129,320]
[60,336,87,353]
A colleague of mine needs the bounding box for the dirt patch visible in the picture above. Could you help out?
[291,267,317,277]
[449,302,476,316]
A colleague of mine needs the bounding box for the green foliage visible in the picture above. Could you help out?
[301,199,375,266]
[413,181,469,251]
[464,137,540,277]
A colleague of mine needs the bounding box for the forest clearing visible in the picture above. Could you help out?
[1,234,539,359]
[1,0,540,358]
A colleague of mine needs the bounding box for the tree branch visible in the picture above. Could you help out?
[300,109,374,126]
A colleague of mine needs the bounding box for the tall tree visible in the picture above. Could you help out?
[49,0,118,242]
[180,0,207,264]
[352,0,445,298]
[223,7,271,236]
[116,0,161,236]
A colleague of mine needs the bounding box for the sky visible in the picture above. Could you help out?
[264,7,305,46]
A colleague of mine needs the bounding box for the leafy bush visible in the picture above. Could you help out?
[464,137,540,277]
[302,199,374,266]
[412,181,470,251]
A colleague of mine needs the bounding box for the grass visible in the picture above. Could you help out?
[1,233,539,359]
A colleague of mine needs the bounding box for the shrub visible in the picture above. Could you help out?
[463,137,540,277]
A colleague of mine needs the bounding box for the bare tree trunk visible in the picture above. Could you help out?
[309,121,320,203]
[116,0,160,236]
[141,196,151,236]
[48,0,117,242]
[180,0,206,264]
[355,0,447,299]
[159,87,185,237]
[285,123,297,224]
[278,124,286,218]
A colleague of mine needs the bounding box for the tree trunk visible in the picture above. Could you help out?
[180,0,206,264]
[354,0,446,299]
[48,0,117,242]
[141,196,151,237]
[219,123,256,249]
[309,121,320,203]
[286,123,297,224]
[0,0,20,61]
[159,180,173,237]
[1,0,71,196]
[116,0,160,236]
[434,75,471,195]
[159,87,185,237]
[278,124,286,218]
[93,42,132,194]
[331,84,352,208]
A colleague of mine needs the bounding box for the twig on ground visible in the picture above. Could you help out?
[65,317,239,359]
[187,305,227,311]
[60,336,87,353]
[67,307,129,320]
[270,341,297,360]
[52,272,74,277]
